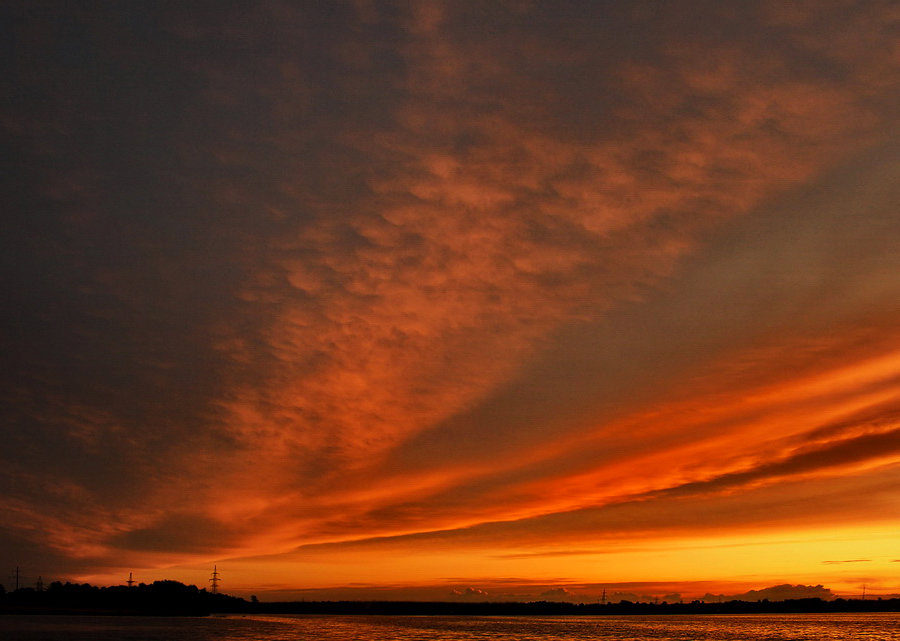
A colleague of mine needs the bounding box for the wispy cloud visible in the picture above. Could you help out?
[822,560,872,565]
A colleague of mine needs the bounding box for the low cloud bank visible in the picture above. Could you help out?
[702,584,835,602]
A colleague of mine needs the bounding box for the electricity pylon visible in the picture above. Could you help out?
[210,565,221,594]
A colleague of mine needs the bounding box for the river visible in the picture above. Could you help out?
[1,612,898,640]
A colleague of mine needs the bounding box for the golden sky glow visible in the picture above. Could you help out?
[2,1,899,602]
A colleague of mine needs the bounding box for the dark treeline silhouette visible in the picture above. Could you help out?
[0,580,249,616]
[2,581,899,616]
[253,597,900,616]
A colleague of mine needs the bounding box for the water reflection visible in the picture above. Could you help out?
[247,613,900,641]
[1,613,899,640]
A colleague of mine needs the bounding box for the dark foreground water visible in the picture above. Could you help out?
[1,612,899,640]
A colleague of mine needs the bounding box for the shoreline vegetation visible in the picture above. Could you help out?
[1,581,899,617]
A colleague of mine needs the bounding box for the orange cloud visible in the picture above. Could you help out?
[3,0,899,597]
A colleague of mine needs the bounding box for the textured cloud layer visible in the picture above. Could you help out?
[2,0,899,596]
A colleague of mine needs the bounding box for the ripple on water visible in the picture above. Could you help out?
[1,612,899,640]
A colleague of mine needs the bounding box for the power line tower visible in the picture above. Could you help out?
[600,588,607,605]
[862,584,867,600]
[209,565,221,594]
[35,576,44,592]
[126,572,135,588]
[10,566,20,592]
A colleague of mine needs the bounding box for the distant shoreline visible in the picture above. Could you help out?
[246,597,900,616]
[4,598,900,617]
[4,581,898,617]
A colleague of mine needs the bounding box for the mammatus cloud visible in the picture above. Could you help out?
[1,0,899,596]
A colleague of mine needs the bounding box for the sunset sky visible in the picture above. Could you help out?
[2,1,899,602]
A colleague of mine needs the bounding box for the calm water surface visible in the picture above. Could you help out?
[1,613,899,640]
